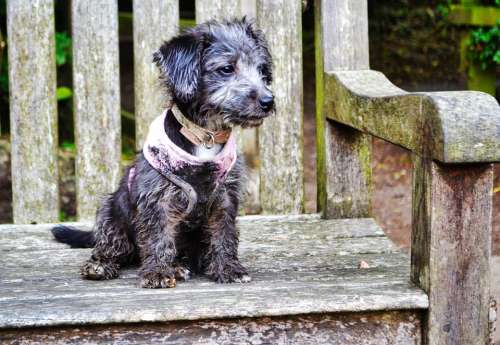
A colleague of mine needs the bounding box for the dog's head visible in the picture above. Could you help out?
[154,18,274,128]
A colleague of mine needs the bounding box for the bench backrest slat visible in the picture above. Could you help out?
[196,0,246,22]
[72,0,122,220]
[315,0,372,218]
[133,0,179,149]
[7,0,59,224]
[257,0,304,214]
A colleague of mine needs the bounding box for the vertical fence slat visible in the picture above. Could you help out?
[72,0,121,221]
[7,0,59,224]
[196,0,245,23]
[315,0,372,218]
[133,0,179,150]
[196,0,260,213]
[256,0,304,214]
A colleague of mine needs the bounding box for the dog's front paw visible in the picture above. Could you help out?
[174,264,192,281]
[81,260,119,280]
[140,271,176,289]
[207,261,251,284]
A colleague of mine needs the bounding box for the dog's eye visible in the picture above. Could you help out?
[258,64,270,82]
[258,64,268,75]
[219,65,235,74]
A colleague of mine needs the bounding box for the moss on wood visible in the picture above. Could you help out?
[324,70,500,163]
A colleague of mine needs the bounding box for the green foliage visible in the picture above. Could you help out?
[467,20,500,70]
[60,141,76,151]
[55,32,71,66]
[0,49,6,97]
[437,0,500,16]
[56,86,72,101]
[437,0,453,17]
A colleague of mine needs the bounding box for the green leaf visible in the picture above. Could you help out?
[56,86,72,101]
[55,32,72,67]
[467,23,500,69]
[61,141,76,150]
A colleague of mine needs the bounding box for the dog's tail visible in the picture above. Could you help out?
[51,225,95,248]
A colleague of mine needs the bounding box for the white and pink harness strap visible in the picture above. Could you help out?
[128,110,237,191]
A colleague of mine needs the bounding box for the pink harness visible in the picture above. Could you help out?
[128,110,237,191]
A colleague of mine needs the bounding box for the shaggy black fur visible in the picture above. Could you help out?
[51,18,274,288]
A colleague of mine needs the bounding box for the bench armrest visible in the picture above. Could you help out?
[324,70,500,163]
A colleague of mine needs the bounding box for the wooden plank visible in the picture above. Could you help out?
[0,281,426,328]
[0,266,426,328]
[0,311,422,345]
[0,249,407,282]
[316,0,369,70]
[133,0,179,150]
[195,0,261,214]
[324,70,500,163]
[0,217,428,328]
[314,0,372,219]
[7,0,59,224]
[257,0,304,214]
[0,222,93,252]
[72,0,121,220]
[195,0,249,22]
[0,217,385,252]
[411,157,492,345]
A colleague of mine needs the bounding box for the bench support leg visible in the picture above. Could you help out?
[318,120,372,219]
[412,156,493,345]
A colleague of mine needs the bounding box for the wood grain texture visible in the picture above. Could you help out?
[257,0,304,214]
[195,1,260,214]
[7,0,59,224]
[324,70,500,163]
[317,0,369,71]
[314,0,372,219]
[72,0,121,220]
[133,0,179,150]
[411,157,493,345]
[0,218,428,328]
[195,0,251,22]
[0,216,384,252]
[0,311,422,345]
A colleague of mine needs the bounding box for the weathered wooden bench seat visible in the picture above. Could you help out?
[0,216,427,343]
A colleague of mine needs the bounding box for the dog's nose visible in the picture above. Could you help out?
[259,95,274,111]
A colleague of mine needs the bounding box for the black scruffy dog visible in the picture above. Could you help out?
[52,18,274,288]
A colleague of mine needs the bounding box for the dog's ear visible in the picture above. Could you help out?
[153,32,204,103]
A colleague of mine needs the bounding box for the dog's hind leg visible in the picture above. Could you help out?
[81,193,135,280]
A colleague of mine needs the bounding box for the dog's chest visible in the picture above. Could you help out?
[194,144,223,159]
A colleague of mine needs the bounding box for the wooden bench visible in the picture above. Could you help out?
[1,0,499,344]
